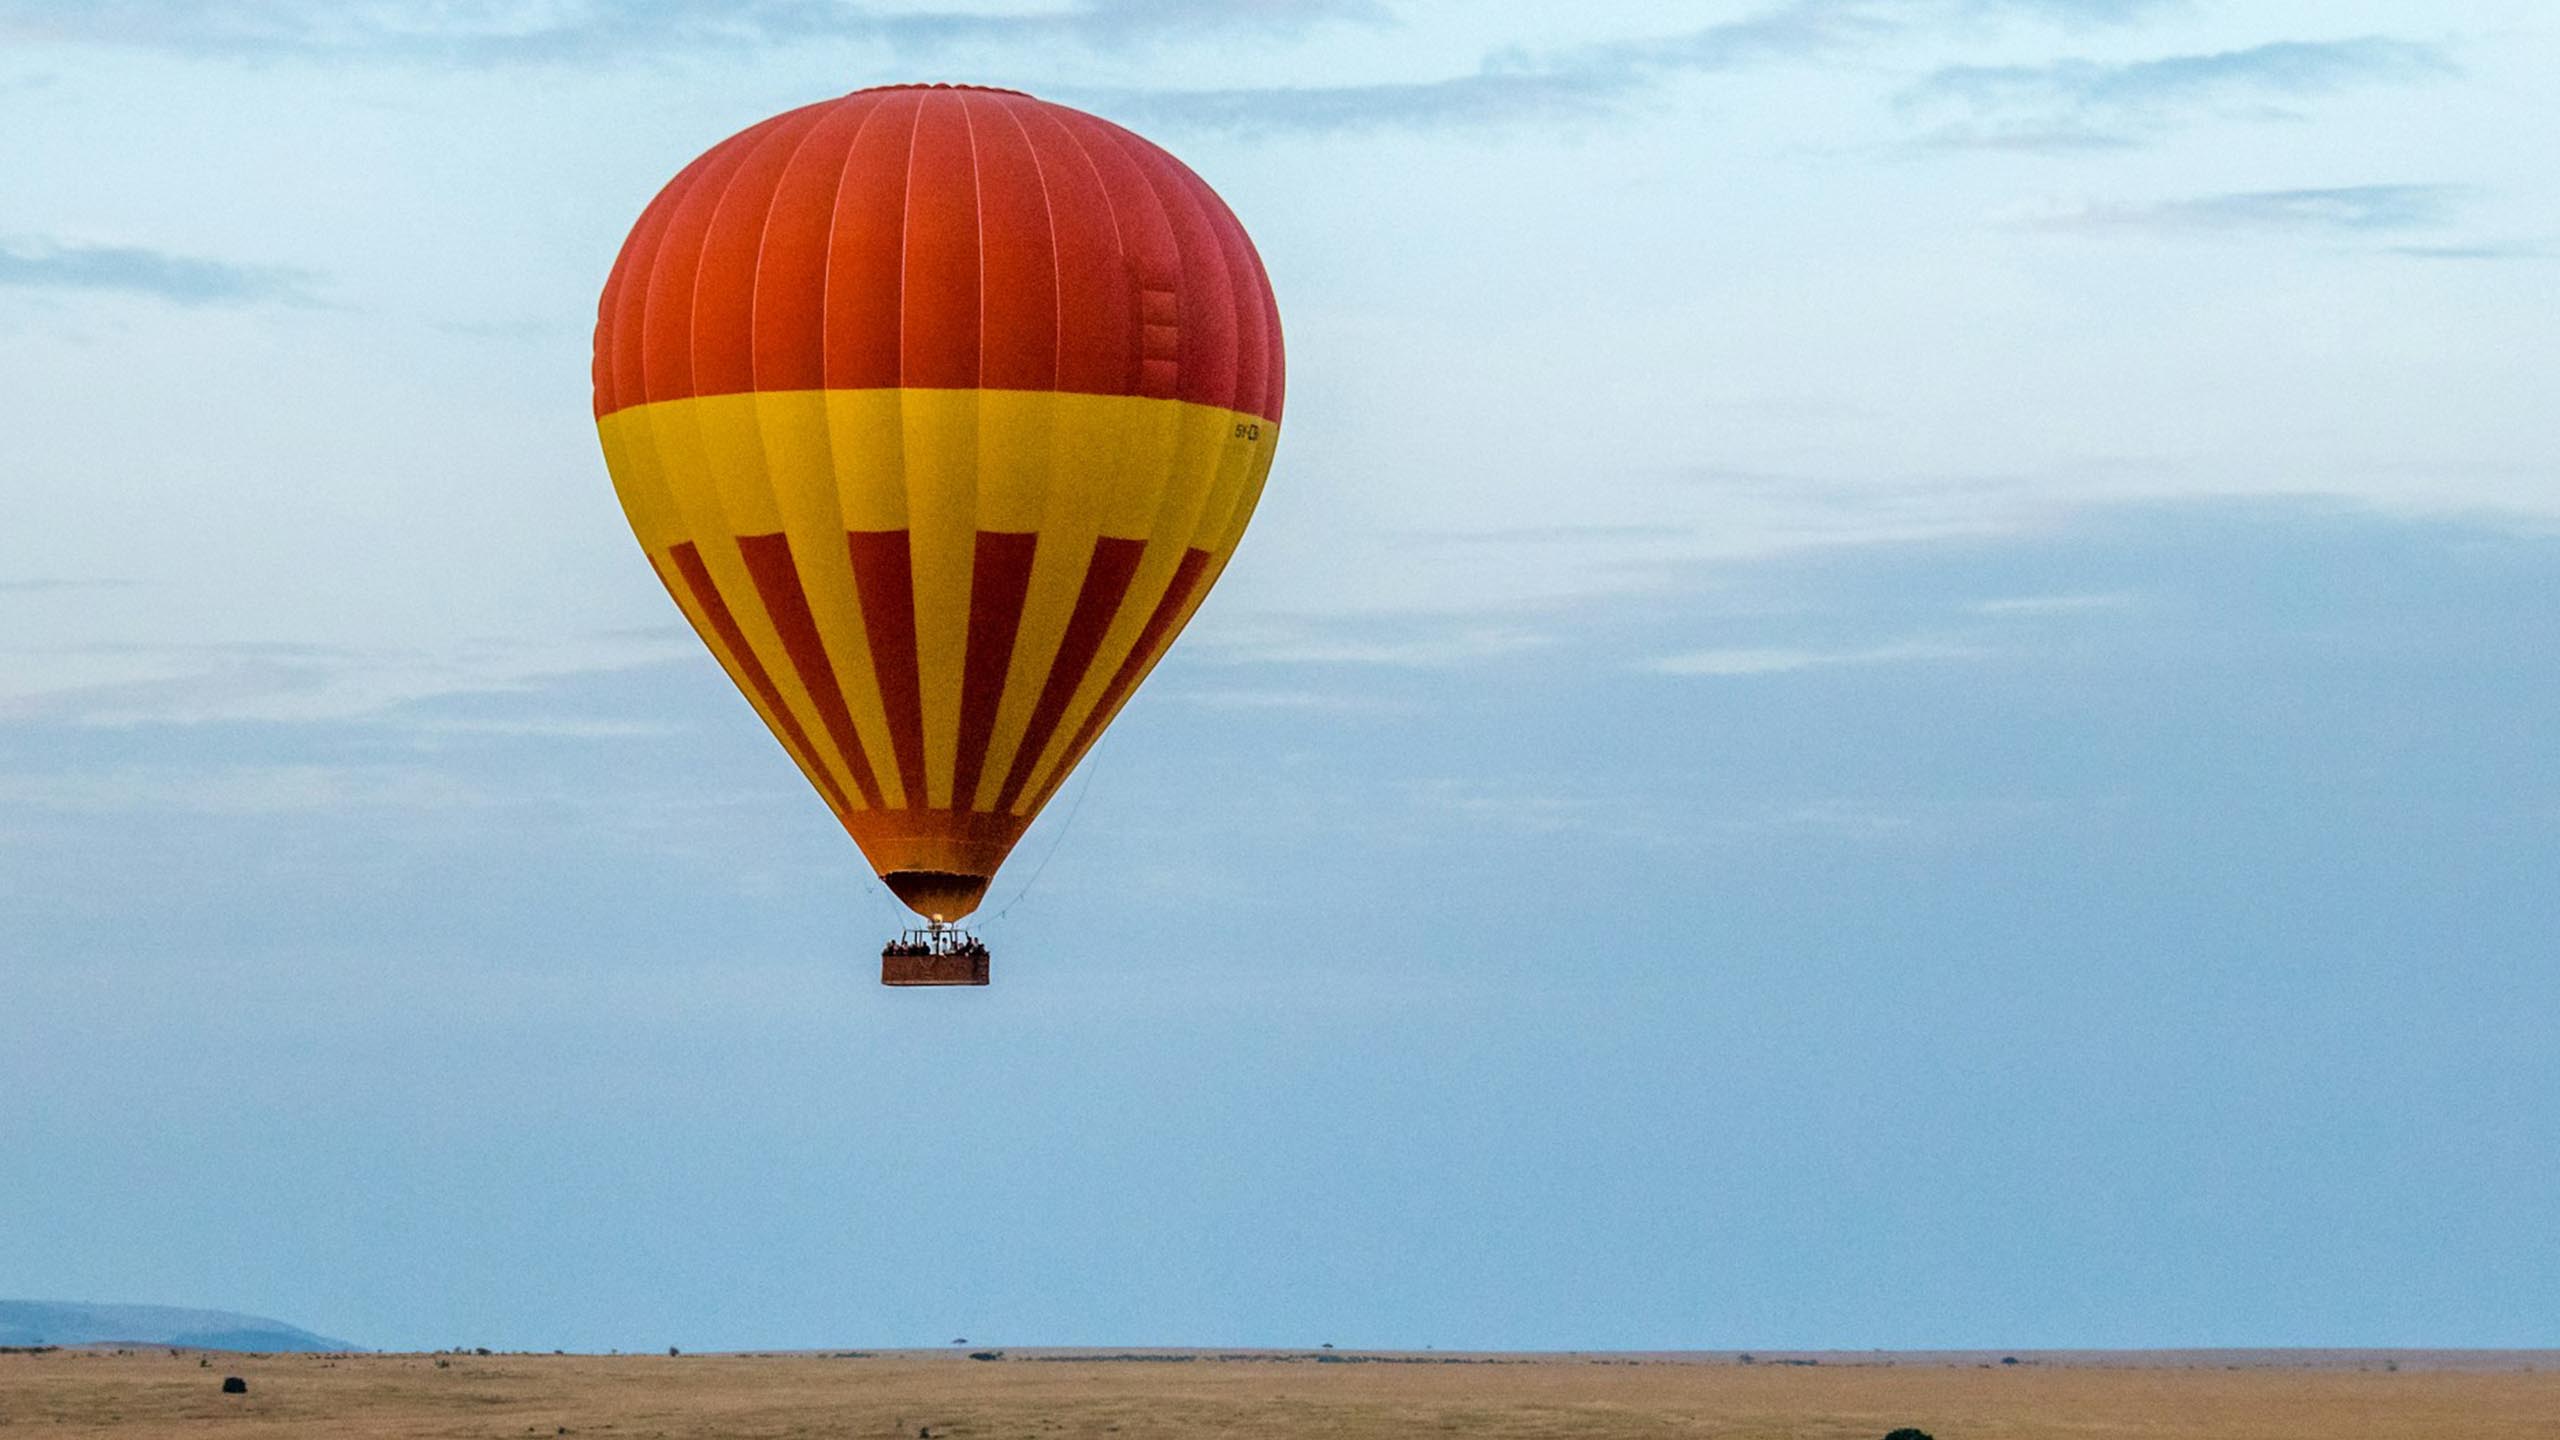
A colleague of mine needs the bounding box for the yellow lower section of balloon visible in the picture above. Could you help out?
[596,387,1277,914]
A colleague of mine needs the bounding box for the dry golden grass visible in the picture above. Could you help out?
[4,1347,2554,1439]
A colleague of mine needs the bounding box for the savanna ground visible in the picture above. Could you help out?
[4,1347,2555,1439]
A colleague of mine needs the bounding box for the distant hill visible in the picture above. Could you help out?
[0,1301,354,1352]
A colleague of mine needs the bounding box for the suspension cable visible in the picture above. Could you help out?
[980,734,1106,930]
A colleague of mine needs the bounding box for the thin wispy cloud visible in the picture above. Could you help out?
[2386,241,2547,262]
[2,633,700,727]
[1903,36,2454,150]
[1100,0,2201,135]
[1099,0,1886,134]
[0,0,1382,64]
[2,0,2197,131]
[1961,0,2175,21]
[433,315,573,341]
[1647,639,1982,677]
[1412,523,1686,548]
[0,577,138,594]
[1967,591,2138,615]
[0,762,505,817]
[0,238,320,306]
[1169,687,1417,715]
[1395,775,1651,843]
[1199,618,1553,668]
[2008,184,2469,237]
[1101,67,1631,134]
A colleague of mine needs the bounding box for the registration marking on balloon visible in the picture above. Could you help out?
[593,84,1284,931]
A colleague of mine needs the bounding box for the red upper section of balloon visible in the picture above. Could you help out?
[593,86,1285,425]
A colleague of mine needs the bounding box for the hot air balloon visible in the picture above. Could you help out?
[592,84,1284,986]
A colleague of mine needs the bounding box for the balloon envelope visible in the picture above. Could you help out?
[593,85,1285,921]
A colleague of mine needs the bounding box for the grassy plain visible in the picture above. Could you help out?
[3,1347,2554,1439]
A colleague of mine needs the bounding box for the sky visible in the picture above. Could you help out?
[2,0,2554,1353]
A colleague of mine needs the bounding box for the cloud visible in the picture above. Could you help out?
[1763,796,1919,840]
[1,632,700,727]
[402,715,680,740]
[1092,68,1630,134]
[0,238,320,306]
[0,0,1382,64]
[1647,639,1982,676]
[1394,775,1666,844]
[1961,0,2175,20]
[2007,184,2468,237]
[1096,0,2197,136]
[1197,616,1554,667]
[1413,524,1686,548]
[433,315,573,341]
[0,577,138,594]
[1168,687,1417,715]
[1903,36,2454,149]
[2385,242,2548,262]
[0,762,502,816]
[1967,591,2138,615]
[0,0,2176,123]
[1097,0,1886,133]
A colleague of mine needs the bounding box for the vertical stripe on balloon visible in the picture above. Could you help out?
[1047,544,1215,806]
[662,541,858,821]
[955,530,1040,812]
[736,531,888,810]
[996,535,1146,814]
[847,528,928,808]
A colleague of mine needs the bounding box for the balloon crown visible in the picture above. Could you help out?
[849,82,1032,97]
